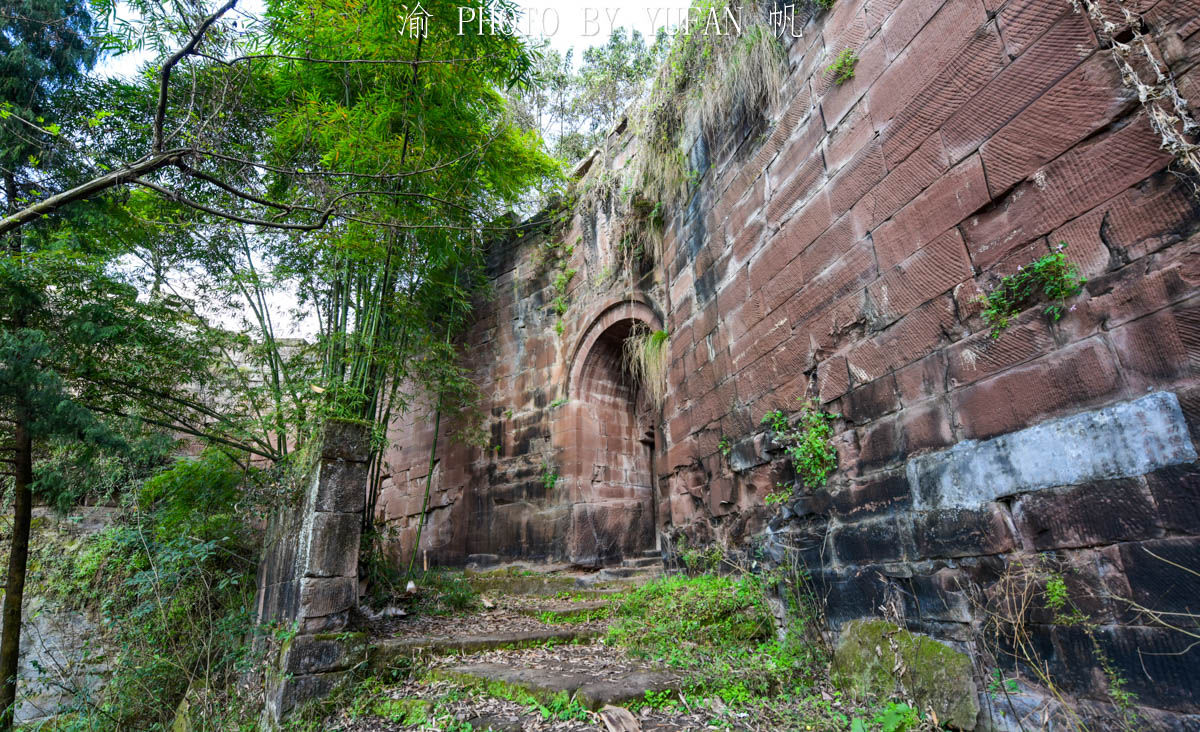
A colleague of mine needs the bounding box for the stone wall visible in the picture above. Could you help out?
[382,0,1200,726]
[254,420,369,722]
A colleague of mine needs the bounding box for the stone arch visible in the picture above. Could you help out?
[562,298,664,566]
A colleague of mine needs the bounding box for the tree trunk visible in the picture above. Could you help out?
[0,170,29,730]
[0,415,31,729]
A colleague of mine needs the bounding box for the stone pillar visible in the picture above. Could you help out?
[257,420,370,723]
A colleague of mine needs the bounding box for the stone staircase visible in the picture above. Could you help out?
[360,558,680,729]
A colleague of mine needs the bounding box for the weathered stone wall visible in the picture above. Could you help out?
[254,420,369,722]
[383,0,1200,725]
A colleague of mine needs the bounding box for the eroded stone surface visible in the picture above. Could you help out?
[833,619,979,730]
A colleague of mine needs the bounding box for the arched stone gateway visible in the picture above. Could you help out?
[561,299,663,567]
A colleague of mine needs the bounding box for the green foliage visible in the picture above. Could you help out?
[622,326,670,409]
[541,463,560,491]
[867,701,921,731]
[979,244,1086,338]
[138,448,243,543]
[816,0,837,8]
[33,452,259,729]
[608,574,823,704]
[762,399,840,490]
[34,419,176,512]
[827,49,859,85]
[718,437,732,456]
[986,668,1020,698]
[765,482,794,505]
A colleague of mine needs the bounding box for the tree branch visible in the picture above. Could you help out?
[0,149,191,235]
[154,0,239,152]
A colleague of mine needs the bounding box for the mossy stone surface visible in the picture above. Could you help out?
[832,619,979,729]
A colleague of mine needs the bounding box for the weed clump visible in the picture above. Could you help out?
[827,48,859,85]
[978,244,1085,338]
[762,399,839,493]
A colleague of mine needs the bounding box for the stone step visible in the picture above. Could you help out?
[368,629,599,671]
[575,568,663,587]
[621,557,662,569]
[465,574,581,596]
[513,599,611,620]
[435,662,677,711]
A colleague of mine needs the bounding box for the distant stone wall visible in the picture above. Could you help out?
[254,420,369,722]
[384,0,1200,726]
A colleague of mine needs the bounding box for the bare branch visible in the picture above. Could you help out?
[153,0,239,152]
[133,178,341,230]
[0,150,192,236]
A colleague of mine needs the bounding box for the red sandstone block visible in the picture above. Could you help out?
[770,338,814,386]
[1110,305,1200,389]
[1055,175,1198,272]
[945,313,1057,388]
[872,154,989,269]
[978,54,1137,198]
[965,115,1170,270]
[994,0,1074,57]
[818,355,851,403]
[900,399,955,454]
[752,193,835,293]
[868,228,973,324]
[1148,0,1200,38]
[786,240,878,327]
[863,134,950,228]
[1048,209,1113,280]
[729,312,792,375]
[795,289,869,356]
[881,23,1007,167]
[865,0,903,34]
[826,102,876,174]
[881,0,952,62]
[895,351,947,405]
[829,141,888,217]
[951,337,1122,439]
[872,0,988,124]
[846,295,958,384]
[820,34,890,130]
[767,152,827,225]
[716,268,750,319]
[734,354,782,408]
[765,214,858,314]
[940,13,1097,163]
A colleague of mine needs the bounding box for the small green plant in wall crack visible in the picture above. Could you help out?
[978,243,1085,339]
[827,48,858,85]
[762,398,839,490]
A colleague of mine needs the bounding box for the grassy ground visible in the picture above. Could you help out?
[287,572,942,731]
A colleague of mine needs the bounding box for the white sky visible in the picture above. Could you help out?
[98,1,696,78]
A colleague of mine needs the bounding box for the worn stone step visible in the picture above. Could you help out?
[465,574,582,596]
[369,629,599,670]
[576,568,663,587]
[513,599,611,620]
[435,662,677,711]
[621,557,662,569]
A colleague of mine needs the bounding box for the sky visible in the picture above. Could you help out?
[98,1,695,78]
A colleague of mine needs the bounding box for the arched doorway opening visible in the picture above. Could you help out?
[565,303,661,567]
